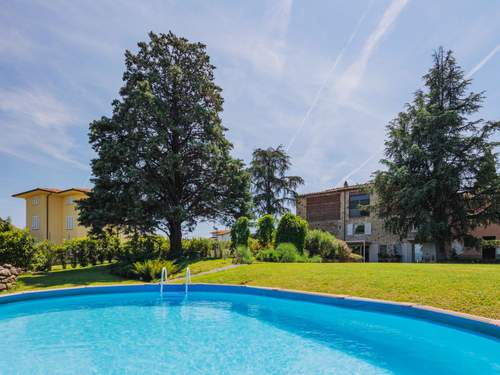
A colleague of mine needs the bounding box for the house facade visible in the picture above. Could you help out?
[296,182,499,262]
[13,187,90,245]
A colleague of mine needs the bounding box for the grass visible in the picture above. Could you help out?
[171,258,233,278]
[5,259,233,294]
[4,261,499,320]
[10,263,141,293]
[192,263,500,320]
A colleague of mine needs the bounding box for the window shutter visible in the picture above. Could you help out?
[347,224,353,235]
[66,216,74,230]
[365,222,371,235]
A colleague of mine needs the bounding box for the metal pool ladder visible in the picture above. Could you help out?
[160,267,168,296]
[185,267,191,294]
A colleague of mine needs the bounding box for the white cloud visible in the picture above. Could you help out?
[286,0,374,152]
[465,43,500,78]
[334,0,409,103]
[212,0,293,76]
[0,88,88,170]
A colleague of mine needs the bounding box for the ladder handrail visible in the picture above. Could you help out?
[160,267,168,296]
[185,267,191,294]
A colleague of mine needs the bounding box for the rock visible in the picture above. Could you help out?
[10,268,20,276]
[2,264,13,269]
[4,275,16,283]
[0,268,11,277]
[0,283,7,291]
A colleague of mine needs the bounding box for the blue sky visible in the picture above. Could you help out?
[1,0,499,237]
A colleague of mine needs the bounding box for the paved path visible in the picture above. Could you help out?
[172,264,242,281]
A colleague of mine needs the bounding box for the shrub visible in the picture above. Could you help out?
[53,245,67,269]
[255,247,279,262]
[335,240,352,260]
[233,245,253,264]
[117,235,168,264]
[305,229,338,259]
[275,213,308,252]
[248,237,263,254]
[275,242,301,262]
[256,214,275,246]
[131,259,180,281]
[32,241,54,272]
[0,228,36,269]
[231,217,250,247]
[185,238,213,259]
[211,240,231,259]
[348,253,363,262]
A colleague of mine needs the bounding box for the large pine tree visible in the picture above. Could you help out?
[250,145,304,216]
[78,32,251,258]
[374,48,499,260]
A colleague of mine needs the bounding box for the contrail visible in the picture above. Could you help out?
[335,144,384,186]
[285,0,374,152]
[465,43,500,79]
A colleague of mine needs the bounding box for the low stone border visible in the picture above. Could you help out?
[1,283,498,338]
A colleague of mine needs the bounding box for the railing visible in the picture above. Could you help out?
[185,267,191,294]
[160,267,168,296]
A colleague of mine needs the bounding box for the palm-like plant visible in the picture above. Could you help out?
[250,145,304,216]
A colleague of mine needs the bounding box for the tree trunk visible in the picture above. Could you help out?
[169,222,183,259]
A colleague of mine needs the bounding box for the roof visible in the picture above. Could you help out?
[298,182,372,198]
[210,229,231,236]
[12,187,91,198]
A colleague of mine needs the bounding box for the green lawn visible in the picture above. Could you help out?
[3,262,499,320]
[6,259,233,294]
[192,263,500,320]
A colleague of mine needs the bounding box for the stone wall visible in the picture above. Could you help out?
[0,264,22,291]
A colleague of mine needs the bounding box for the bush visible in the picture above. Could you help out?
[53,245,67,269]
[255,247,279,262]
[211,240,231,259]
[233,245,253,264]
[275,242,301,262]
[117,235,168,264]
[256,214,275,246]
[335,240,352,260]
[0,228,36,269]
[184,238,213,259]
[348,253,363,262]
[32,241,54,272]
[231,217,250,247]
[248,237,263,254]
[131,259,180,281]
[305,229,338,259]
[275,213,308,252]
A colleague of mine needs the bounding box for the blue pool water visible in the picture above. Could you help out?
[0,286,498,374]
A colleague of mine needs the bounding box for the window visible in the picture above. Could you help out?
[349,193,370,217]
[32,197,40,206]
[347,222,371,236]
[354,223,365,234]
[65,196,74,205]
[65,216,74,230]
[31,216,40,230]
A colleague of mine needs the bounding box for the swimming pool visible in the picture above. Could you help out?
[0,284,498,374]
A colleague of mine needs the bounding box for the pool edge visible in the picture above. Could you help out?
[1,283,499,338]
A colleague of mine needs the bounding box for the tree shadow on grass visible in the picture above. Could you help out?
[16,264,132,290]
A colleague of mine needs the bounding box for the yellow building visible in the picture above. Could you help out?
[13,187,90,244]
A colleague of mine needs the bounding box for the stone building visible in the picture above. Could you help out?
[296,182,499,262]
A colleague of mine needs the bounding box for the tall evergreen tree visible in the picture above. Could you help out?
[250,145,304,216]
[374,47,499,260]
[78,32,250,258]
